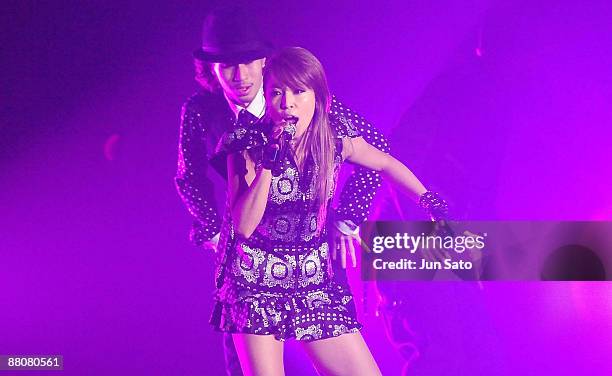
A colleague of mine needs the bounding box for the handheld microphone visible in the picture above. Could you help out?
[277,117,297,159]
[262,117,297,172]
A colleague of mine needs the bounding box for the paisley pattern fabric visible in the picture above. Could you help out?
[175,92,389,247]
[210,124,362,341]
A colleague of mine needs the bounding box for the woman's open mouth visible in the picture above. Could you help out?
[283,115,299,124]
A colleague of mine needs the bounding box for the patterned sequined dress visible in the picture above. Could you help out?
[210,122,362,341]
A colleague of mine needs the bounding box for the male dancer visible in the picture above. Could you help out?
[174,5,390,375]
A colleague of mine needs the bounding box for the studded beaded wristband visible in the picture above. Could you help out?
[418,191,449,220]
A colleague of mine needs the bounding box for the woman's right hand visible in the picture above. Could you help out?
[269,119,290,142]
[262,120,291,171]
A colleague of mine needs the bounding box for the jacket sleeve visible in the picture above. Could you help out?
[174,98,221,245]
[330,96,391,226]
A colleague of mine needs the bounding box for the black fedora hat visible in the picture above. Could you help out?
[193,5,273,64]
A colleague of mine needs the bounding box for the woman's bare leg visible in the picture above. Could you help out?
[301,332,381,376]
[231,333,285,376]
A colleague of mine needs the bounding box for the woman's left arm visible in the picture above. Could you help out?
[343,136,427,203]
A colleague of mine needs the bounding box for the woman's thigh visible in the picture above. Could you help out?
[300,332,381,376]
[231,333,285,376]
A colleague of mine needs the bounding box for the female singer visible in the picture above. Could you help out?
[211,46,445,375]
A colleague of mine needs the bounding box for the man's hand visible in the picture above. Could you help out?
[425,221,485,280]
[201,233,220,253]
[331,222,361,268]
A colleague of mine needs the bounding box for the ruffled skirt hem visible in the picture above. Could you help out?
[209,281,362,342]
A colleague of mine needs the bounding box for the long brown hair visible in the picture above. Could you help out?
[263,47,336,206]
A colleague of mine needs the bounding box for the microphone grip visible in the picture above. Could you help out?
[277,121,295,160]
[278,131,292,156]
[263,119,296,172]
[261,125,291,172]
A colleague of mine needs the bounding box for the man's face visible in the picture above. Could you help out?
[212,58,265,106]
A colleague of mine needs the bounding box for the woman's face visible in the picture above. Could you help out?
[265,73,316,137]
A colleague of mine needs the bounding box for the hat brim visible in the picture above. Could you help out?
[193,45,273,65]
